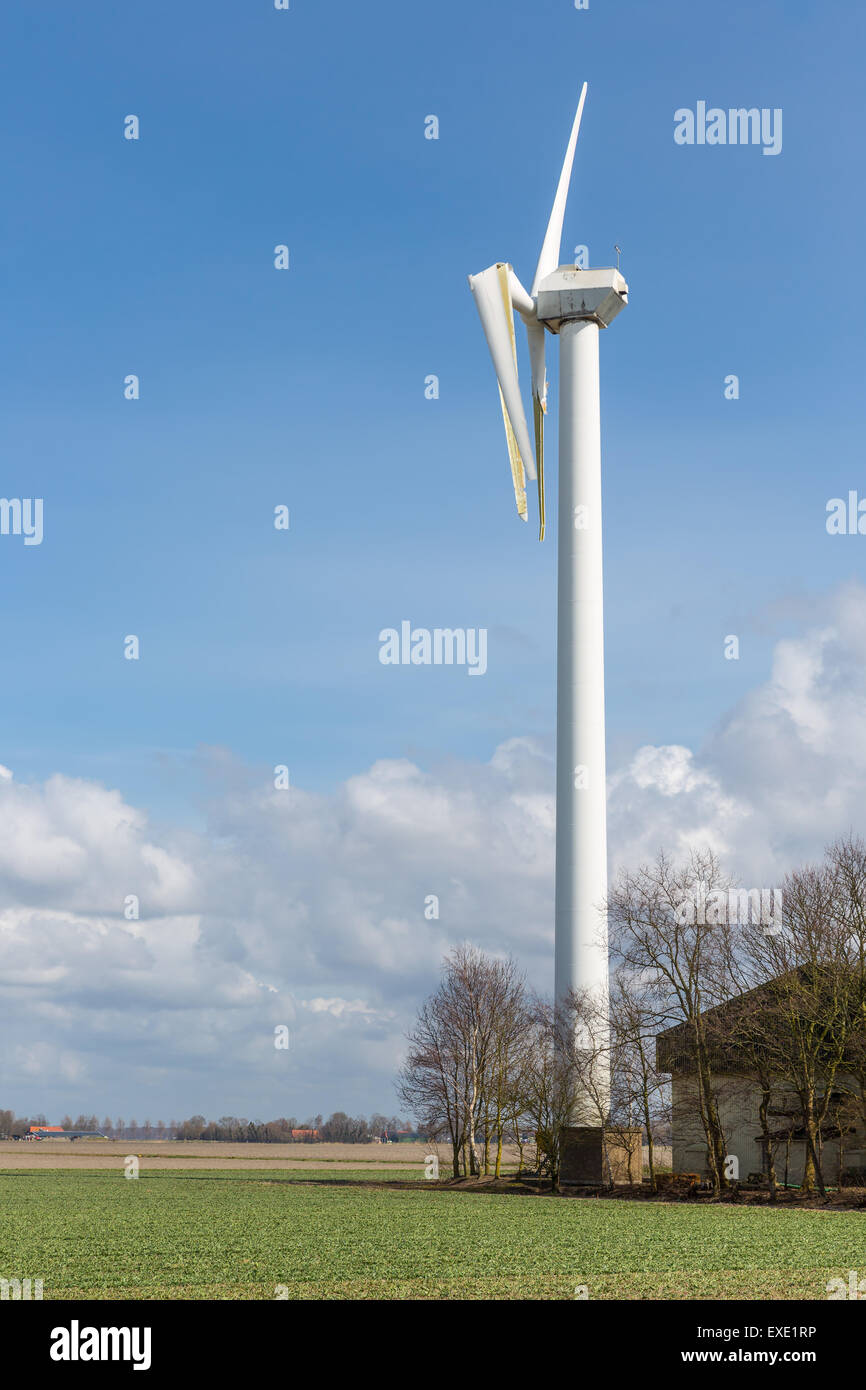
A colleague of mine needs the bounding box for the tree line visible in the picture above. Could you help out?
[0,1111,410,1143]
[398,834,866,1198]
[171,1113,410,1143]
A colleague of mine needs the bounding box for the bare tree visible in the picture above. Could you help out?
[609,849,734,1195]
[476,956,528,1176]
[827,836,866,1141]
[398,992,466,1177]
[518,995,587,1189]
[609,967,669,1192]
[398,946,528,1179]
[736,859,859,1195]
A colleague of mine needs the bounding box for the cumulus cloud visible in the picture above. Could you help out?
[608,583,866,880]
[3,584,866,1118]
[0,739,554,1118]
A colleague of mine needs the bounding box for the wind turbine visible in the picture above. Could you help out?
[468,85,627,1135]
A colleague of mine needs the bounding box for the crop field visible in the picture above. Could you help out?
[1,1167,863,1300]
[0,1139,448,1171]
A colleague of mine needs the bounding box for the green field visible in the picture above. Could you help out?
[1,1168,864,1300]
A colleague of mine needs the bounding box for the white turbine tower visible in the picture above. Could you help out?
[468,86,627,1154]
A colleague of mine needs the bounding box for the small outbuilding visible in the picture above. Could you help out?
[656,983,866,1185]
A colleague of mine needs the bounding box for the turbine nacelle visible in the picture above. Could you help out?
[535,266,628,334]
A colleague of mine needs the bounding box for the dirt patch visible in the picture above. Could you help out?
[0,1140,432,1171]
[433,1174,866,1210]
[0,1140,522,1173]
[301,1173,866,1210]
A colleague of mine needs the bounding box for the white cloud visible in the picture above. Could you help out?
[3,584,866,1118]
[302,998,384,1019]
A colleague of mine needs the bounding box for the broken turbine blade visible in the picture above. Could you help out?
[526,321,547,540]
[468,262,537,526]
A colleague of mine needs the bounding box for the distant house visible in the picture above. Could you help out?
[291,1128,319,1141]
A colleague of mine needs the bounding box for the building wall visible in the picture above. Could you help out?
[671,1073,866,1185]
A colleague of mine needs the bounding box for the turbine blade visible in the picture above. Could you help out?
[530,82,588,297]
[527,322,547,541]
[527,321,548,417]
[468,263,537,529]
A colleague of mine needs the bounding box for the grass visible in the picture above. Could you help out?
[1,1167,864,1299]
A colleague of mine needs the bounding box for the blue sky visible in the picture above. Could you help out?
[2,0,866,1118]
[1,0,863,812]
